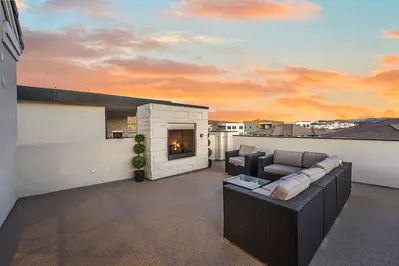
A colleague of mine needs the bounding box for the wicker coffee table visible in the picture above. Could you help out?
[223,174,270,190]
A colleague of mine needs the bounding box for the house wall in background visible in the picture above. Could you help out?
[18,102,106,145]
[0,7,18,227]
[17,139,134,197]
[106,116,128,139]
[234,136,399,188]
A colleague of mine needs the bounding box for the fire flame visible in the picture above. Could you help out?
[171,140,181,151]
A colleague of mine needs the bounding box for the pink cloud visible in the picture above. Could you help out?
[22,27,169,60]
[42,0,113,19]
[383,30,399,39]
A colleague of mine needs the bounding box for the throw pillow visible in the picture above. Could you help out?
[271,174,310,200]
[300,167,327,182]
[238,145,257,156]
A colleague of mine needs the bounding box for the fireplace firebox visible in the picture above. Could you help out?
[168,124,196,160]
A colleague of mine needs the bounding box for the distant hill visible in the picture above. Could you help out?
[208,120,236,125]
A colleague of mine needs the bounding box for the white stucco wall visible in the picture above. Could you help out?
[0,10,18,227]
[234,136,399,188]
[17,139,135,197]
[18,102,106,145]
[137,104,209,180]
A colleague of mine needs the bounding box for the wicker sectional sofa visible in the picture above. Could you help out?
[258,150,329,181]
[223,152,352,266]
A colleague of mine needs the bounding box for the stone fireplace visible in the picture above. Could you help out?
[168,124,196,160]
[137,103,208,180]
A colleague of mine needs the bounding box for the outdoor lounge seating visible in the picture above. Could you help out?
[223,156,352,266]
[225,145,265,176]
[258,150,328,181]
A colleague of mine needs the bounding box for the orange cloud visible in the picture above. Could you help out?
[255,66,351,89]
[363,69,399,99]
[277,96,376,120]
[383,30,399,39]
[174,0,321,20]
[18,25,399,122]
[380,55,399,66]
[209,109,293,122]
[105,57,226,77]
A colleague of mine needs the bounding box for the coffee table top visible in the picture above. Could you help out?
[223,174,271,190]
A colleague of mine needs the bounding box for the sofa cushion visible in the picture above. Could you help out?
[300,167,327,183]
[315,155,341,174]
[253,180,285,196]
[271,174,311,200]
[302,151,328,168]
[252,187,273,196]
[273,150,303,167]
[229,156,245,167]
[261,179,285,192]
[264,164,301,176]
[280,173,299,180]
[238,145,257,156]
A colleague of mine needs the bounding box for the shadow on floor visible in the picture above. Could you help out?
[1,162,399,266]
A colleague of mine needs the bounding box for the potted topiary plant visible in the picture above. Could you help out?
[132,134,146,182]
[208,133,213,168]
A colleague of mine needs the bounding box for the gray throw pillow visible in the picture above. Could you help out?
[238,145,257,156]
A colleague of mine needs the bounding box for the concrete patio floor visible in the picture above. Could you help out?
[1,161,399,266]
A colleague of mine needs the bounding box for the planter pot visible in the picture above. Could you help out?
[208,159,212,168]
[134,170,145,182]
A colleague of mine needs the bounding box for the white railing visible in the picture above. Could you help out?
[209,131,236,160]
[233,136,399,189]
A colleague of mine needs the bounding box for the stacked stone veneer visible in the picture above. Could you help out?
[137,104,208,180]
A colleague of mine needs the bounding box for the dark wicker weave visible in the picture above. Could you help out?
[225,150,265,177]
[330,162,352,214]
[223,163,352,266]
[223,184,324,266]
[311,174,337,237]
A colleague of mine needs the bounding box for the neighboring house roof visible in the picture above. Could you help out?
[17,86,208,116]
[322,118,399,140]
[252,124,323,137]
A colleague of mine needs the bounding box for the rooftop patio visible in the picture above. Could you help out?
[1,162,399,266]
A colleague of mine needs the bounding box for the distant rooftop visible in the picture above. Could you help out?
[252,124,325,137]
[322,118,399,140]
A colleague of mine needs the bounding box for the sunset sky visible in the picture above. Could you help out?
[16,0,399,121]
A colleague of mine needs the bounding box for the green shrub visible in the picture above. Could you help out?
[208,139,210,146]
[208,148,212,158]
[133,134,146,171]
[132,155,146,170]
[135,134,145,143]
[134,143,145,154]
